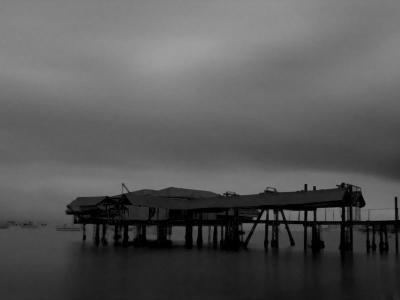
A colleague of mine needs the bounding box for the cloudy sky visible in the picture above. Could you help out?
[1,0,399,222]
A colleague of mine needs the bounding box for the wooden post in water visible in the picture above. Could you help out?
[339,206,345,252]
[220,224,224,249]
[197,213,203,249]
[304,210,308,251]
[213,225,218,249]
[379,225,384,253]
[264,210,269,251]
[94,224,100,246]
[101,224,108,245]
[384,225,389,252]
[349,205,353,251]
[366,225,370,253]
[122,224,129,246]
[372,225,377,252]
[82,224,87,241]
[185,211,193,249]
[395,196,399,254]
[311,209,317,252]
[113,224,119,245]
[232,208,240,250]
[271,209,279,248]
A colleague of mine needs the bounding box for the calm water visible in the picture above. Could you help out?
[1,226,399,300]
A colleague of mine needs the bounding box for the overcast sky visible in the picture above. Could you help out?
[1,0,399,222]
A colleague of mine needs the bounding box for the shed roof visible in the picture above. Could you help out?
[123,187,365,210]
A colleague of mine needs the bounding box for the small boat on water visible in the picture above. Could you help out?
[0,222,9,229]
[56,224,81,231]
[20,222,38,228]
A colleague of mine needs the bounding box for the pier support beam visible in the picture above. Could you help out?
[197,213,203,249]
[304,210,308,250]
[366,225,370,253]
[185,211,193,249]
[243,209,264,249]
[264,210,269,251]
[395,196,399,254]
[101,224,108,246]
[349,205,354,251]
[339,207,345,252]
[122,224,129,247]
[271,210,279,248]
[280,210,295,246]
[213,225,218,249]
[94,224,100,246]
[372,225,377,252]
[232,208,240,251]
[113,224,120,245]
[82,224,87,241]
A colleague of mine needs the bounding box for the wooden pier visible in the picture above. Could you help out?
[66,183,399,254]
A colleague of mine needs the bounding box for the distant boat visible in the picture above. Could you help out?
[20,222,38,228]
[56,224,81,232]
[0,222,9,229]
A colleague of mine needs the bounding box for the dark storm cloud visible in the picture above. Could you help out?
[1,0,400,219]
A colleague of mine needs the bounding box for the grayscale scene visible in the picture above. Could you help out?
[1,1,399,299]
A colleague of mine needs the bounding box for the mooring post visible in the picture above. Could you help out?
[271,209,279,248]
[340,206,345,252]
[264,210,269,250]
[213,225,218,249]
[384,225,389,252]
[101,224,108,245]
[349,205,353,251]
[304,210,308,250]
[197,212,203,249]
[372,225,377,252]
[311,209,317,252]
[232,208,240,250]
[185,211,193,249]
[94,224,100,246]
[366,225,370,253]
[280,210,295,246]
[122,224,129,246]
[379,225,384,253]
[141,225,147,243]
[220,224,224,249]
[113,224,119,245]
[82,224,87,241]
[395,196,399,254]
[207,225,211,247]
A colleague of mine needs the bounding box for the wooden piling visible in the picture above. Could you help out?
[220,224,224,249]
[113,224,119,245]
[384,225,389,252]
[271,210,279,248]
[196,213,203,249]
[233,208,240,250]
[312,209,317,251]
[122,224,129,246]
[264,210,269,251]
[304,210,308,250]
[395,196,399,254]
[101,224,108,245]
[280,210,295,246]
[379,225,384,253]
[82,224,86,241]
[185,211,193,249]
[349,205,353,251]
[372,225,377,252]
[340,206,345,251]
[366,225,370,252]
[94,224,100,246]
[213,225,218,249]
